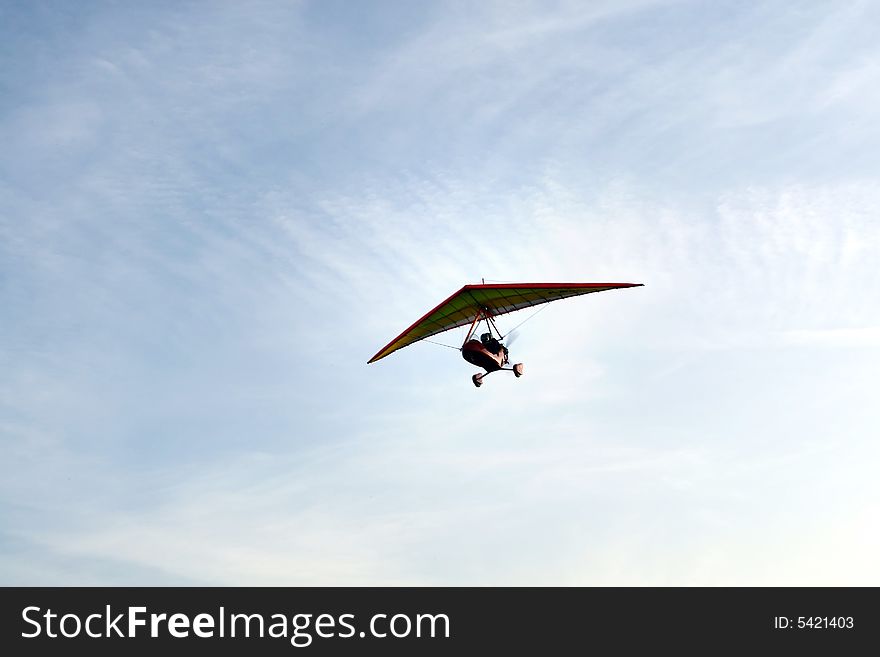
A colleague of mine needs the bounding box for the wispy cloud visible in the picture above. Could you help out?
[781,327,880,347]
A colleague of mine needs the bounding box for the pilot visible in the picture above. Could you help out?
[480,332,509,362]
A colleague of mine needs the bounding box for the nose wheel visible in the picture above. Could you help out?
[472,373,484,387]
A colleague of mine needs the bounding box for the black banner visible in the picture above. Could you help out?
[1,587,876,654]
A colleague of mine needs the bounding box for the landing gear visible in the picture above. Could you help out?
[470,364,524,387]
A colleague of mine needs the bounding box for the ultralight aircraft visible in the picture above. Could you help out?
[368,281,643,387]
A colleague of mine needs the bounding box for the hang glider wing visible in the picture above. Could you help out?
[367,282,643,364]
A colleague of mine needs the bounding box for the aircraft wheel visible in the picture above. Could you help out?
[513,363,524,378]
[472,373,483,387]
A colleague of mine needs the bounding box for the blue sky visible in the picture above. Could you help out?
[2,0,879,585]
